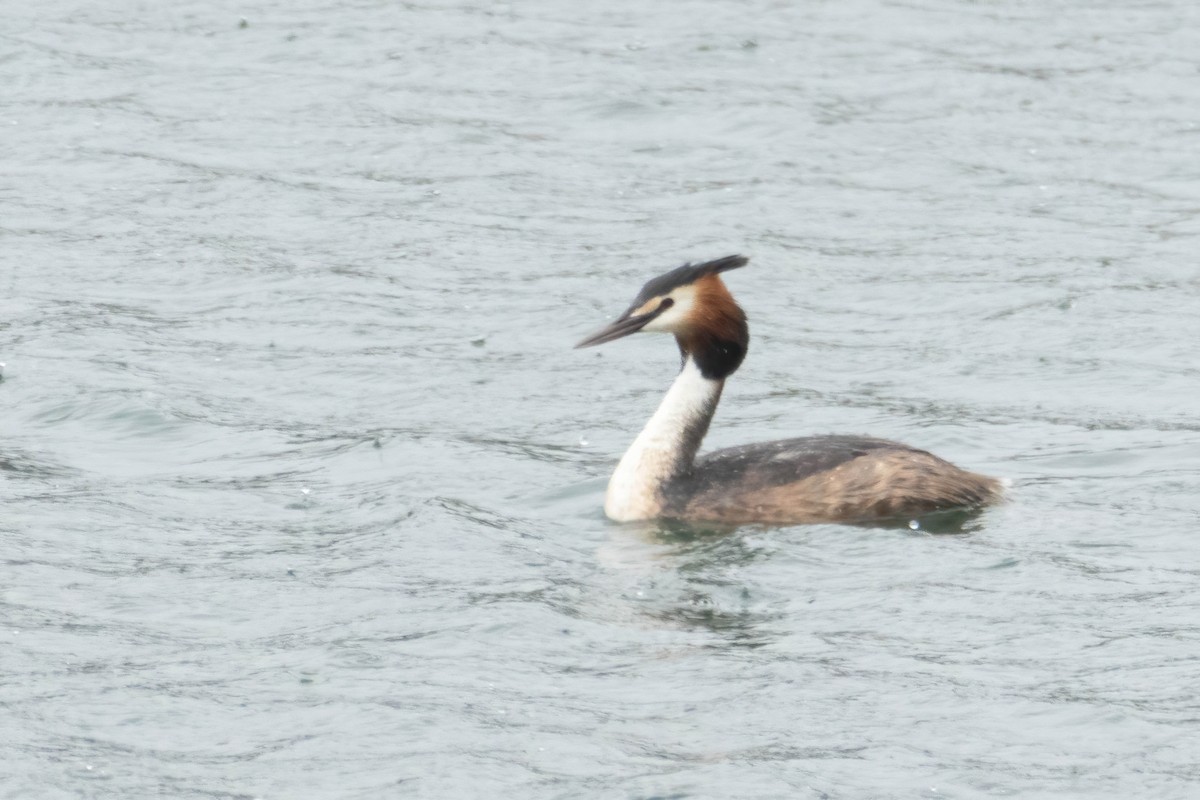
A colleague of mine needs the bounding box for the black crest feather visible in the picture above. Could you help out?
[631,255,748,307]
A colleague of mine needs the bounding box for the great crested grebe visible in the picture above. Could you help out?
[576,255,1004,524]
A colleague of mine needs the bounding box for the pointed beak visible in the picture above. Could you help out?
[575,310,655,348]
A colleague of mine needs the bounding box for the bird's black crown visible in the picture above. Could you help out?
[630,254,748,307]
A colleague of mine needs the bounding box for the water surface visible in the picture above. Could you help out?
[3,1,1200,797]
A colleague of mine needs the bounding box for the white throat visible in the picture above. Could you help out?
[605,357,723,521]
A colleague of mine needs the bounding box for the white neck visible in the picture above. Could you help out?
[604,357,723,521]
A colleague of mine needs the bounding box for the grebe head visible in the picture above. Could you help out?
[576,255,750,379]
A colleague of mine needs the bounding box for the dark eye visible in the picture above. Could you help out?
[660,298,674,311]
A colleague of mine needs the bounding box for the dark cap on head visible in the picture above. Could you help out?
[630,255,748,308]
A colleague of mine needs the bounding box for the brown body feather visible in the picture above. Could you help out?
[666,437,1003,524]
